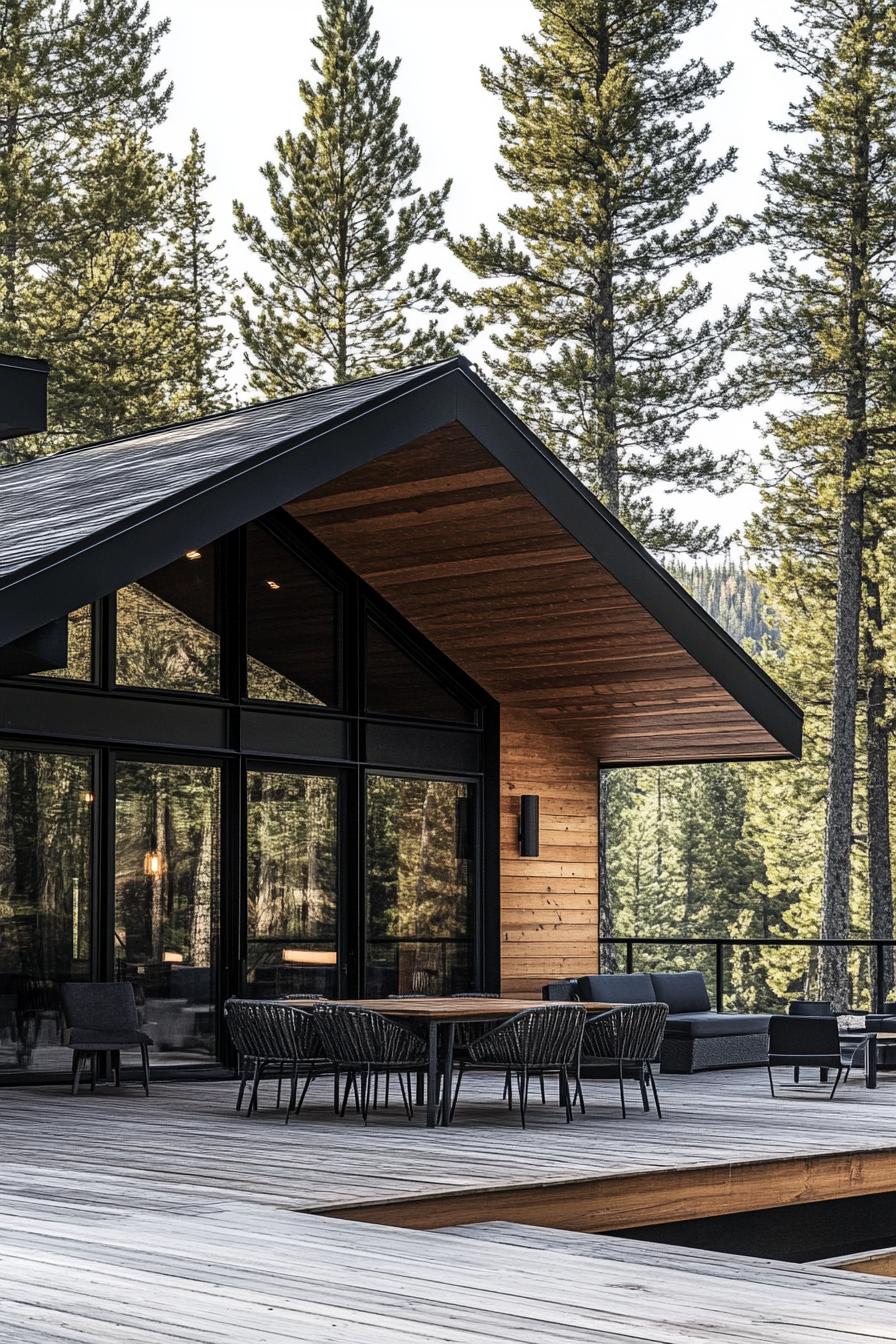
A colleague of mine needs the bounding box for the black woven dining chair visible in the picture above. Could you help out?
[314,1004,427,1123]
[449,1004,586,1128]
[225,999,327,1123]
[573,1003,667,1119]
[224,997,260,1112]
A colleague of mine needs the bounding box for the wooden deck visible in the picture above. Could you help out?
[3,1067,896,1340]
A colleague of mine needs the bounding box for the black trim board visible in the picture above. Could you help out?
[0,357,802,759]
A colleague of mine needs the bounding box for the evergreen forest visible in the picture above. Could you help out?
[2,0,896,1010]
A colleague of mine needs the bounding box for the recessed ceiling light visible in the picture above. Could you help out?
[266,579,281,590]
[185,549,201,560]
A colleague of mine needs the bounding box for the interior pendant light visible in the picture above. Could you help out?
[143,833,164,876]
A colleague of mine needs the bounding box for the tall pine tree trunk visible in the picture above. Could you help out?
[593,5,620,513]
[598,769,616,972]
[865,546,893,1007]
[819,76,870,1011]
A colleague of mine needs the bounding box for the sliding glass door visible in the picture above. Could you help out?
[0,747,93,1074]
[113,759,221,1065]
[245,769,340,999]
[365,773,476,996]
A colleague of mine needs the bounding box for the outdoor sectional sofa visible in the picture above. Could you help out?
[545,970,770,1073]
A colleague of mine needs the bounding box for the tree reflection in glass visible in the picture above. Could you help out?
[365,775,474,996]
[0,748,93,1072]
[114,760,220,1062]
[246,770,339,998]
[116,548,220,694]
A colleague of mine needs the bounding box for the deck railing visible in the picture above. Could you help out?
[598,936,896,1014]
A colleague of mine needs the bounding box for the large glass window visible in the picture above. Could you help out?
[113,760,220,1064]
[365,619,476,723]
[246,524,340,707]
[365,774,475,996]
[116,549,220,694]
[32,606,94,682]
[246,770,339,998]
[0,748,93,1073]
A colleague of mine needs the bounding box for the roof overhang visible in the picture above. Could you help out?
[0,359,801,765]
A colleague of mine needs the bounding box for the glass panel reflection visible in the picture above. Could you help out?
[365,620,475,723]
[116,548,219,694]
[114,760,220,1064]
[246,524,340,707]
[32,606,94,682]
[246,770,339,998]
[0,748,93,1073]
[365,774,474,996]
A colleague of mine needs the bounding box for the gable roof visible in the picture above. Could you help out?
[0,356,801,763]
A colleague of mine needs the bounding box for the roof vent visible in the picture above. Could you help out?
[0,353,50,439]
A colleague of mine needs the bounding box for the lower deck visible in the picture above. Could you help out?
[4,1066,896,1341]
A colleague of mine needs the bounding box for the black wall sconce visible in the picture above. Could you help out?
[518,794,540,857]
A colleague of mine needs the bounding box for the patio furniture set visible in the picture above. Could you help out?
[54,973,896,1114]
[223,995,669,1128]
[545,972,896,1097]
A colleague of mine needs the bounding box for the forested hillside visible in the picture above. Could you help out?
[668,560,778,650]
[602,555,876,1011]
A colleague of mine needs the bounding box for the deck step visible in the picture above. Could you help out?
[438,1220,896,1300]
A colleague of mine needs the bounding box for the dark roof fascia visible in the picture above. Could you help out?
[0,363,459,647]
[0,353,51,373]
[452,367,803,760]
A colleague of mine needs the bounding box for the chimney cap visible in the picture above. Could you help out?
[0,351,50,439]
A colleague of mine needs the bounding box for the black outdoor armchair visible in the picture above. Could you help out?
[449,1004,586,1128]
[767,1015,868,1100]
[60,981,153,1096]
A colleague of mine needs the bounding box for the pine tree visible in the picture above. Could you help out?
[233,0,472,397]
[167,129,235,419]
[36,128,175,446]
[749,0,896,1007]
[0,0,172,458]
[451,0,747,555]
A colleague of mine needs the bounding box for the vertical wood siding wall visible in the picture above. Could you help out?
[499,707,599,997]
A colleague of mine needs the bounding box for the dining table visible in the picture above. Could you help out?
[291,996,618,1127]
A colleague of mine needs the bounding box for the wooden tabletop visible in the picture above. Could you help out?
[283,996,616,1020]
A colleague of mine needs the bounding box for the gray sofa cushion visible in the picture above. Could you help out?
[650,971,712,1014]
[664,1011,770,1039]
[576,972,656,1005]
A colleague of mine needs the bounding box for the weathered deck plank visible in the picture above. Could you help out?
[3,1069,896,1341]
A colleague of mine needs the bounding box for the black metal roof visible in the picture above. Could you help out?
[0,356,802,757]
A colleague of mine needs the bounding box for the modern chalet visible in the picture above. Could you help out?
[0,356,801,1082]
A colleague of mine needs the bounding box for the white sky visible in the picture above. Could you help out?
[149,0,799,543]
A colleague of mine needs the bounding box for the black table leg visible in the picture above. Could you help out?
[866,1036,878,1089]
[441,1022,455,1126]
[426,1021,439,1128]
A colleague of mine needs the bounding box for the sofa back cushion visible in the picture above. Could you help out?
[542,979,579,1001]
[649,971,711,1014]
[576,972,656,1005]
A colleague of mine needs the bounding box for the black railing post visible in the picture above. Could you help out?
[715,941,725,1012]
[875,942,886,1013]
[625,940,634,974]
